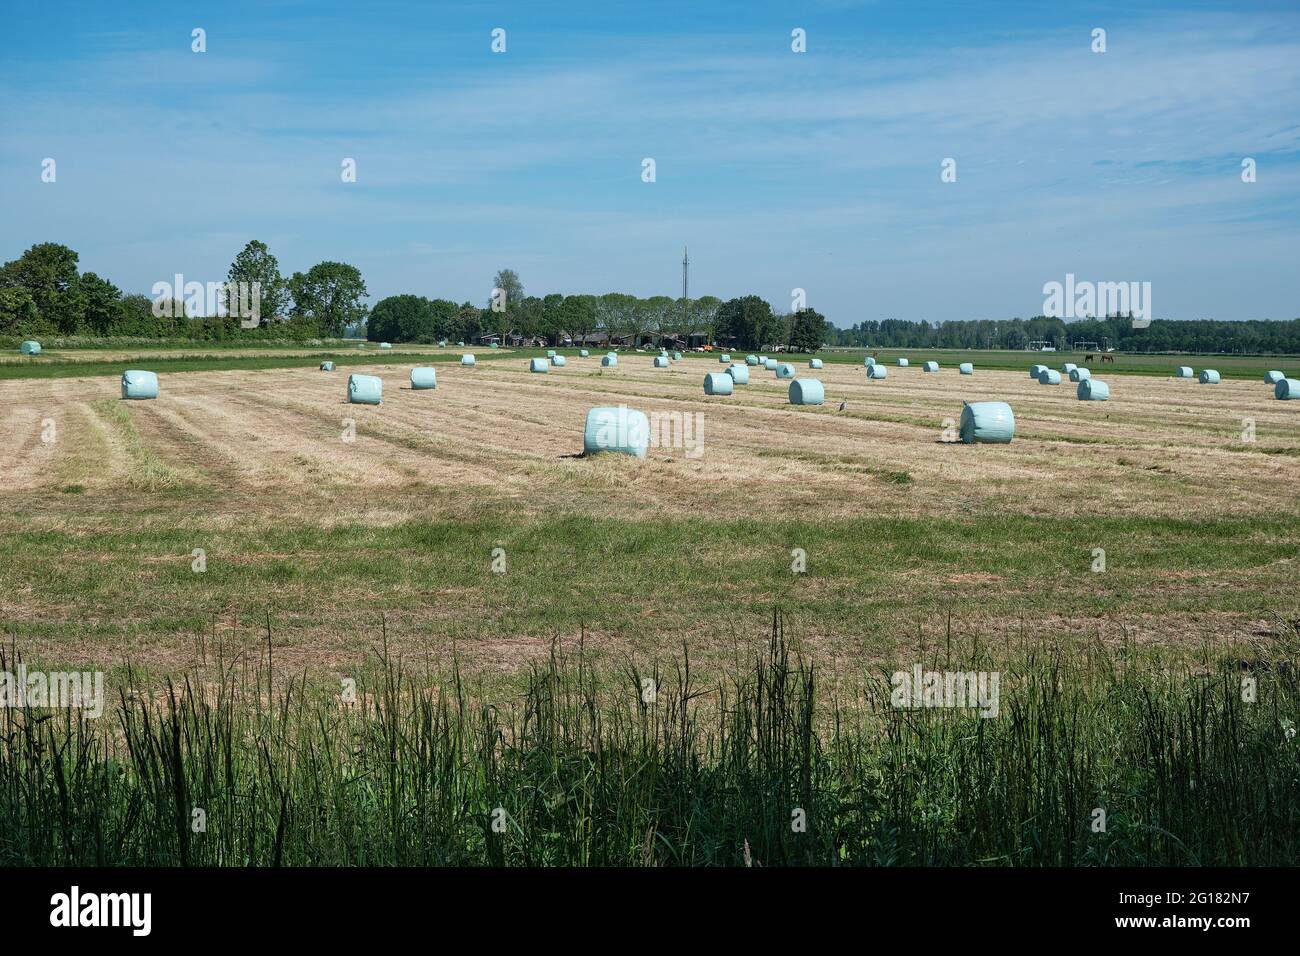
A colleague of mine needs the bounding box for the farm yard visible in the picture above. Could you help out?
[2,345,1299,867]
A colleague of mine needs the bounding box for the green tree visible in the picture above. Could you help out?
[787,308,826,353]
[716,295,776,350]
[289,262,368,337]
[1,242,82,332]
[224,240,289,330]
[0,287,49,337]
[79,272,122,335]
[492,268,523,312]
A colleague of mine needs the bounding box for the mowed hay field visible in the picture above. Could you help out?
[2,352,1298,682]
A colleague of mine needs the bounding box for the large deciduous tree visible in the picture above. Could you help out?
[224,240,289,330]
[289,261,368,337]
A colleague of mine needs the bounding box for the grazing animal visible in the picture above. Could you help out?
[1101,354,1115,364]
[1084,353,1095,363]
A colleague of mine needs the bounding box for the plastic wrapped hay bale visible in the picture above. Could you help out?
[1062,363,1077,374]
[1264,370,1284,384]
[923,361,939,372]
[704,372,734,395]
[1077,378,1109,401]
[759,355,769,364]
[746,355,759,365]
[551,355,567,367]
[719,353,731,363]
[580,349,589,357]
[776,363,795,379]
[530,358,549,373]
[1038,369,1061,385]
[121,370,158,400]
[654,356,669,368]
[809,358,823,369]
[602,353,617,367]
[864,356,876,367]
[763,358,779,370]
[1199,369,1220,384]
[789,378,824,405]
[20,340,41,355]
[547,350,556,358]
[490,342,499,349]
[1069,367,1091,382]
[379,342,393,349]
[1175,366,1193,378]
[583,406,649,458]
[673,352,682,360]
[1275,378,1300,400]
[410,367,437,389]
[867,364,888,380]
[959,362,974,375]
[897,358,910,367]
[320,361,335,371]
[959,401,1014,444]
[347,374,382,405]
[1030,364,1046,378]
[727,363,750,385]
[461,354,476,367]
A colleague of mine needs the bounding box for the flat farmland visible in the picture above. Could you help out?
[2,352,1298,682]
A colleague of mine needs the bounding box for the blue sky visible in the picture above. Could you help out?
[2,0,1298,324]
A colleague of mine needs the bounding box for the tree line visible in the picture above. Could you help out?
[829,314,1300,354]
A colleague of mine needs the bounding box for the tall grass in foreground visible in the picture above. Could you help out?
[2,615,1297,866]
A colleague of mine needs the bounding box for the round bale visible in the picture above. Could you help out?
[1030,364,1046,378]
[704,372,734,396]
[320,361,335,371]
[719,353,731,363]
[1077,378,1109,401]
[809,357,823,369]
[121,370,159,400]
[1039,369,1062,385]
[1062,362,1077,374]
[673,352,683,361]
[20,340,41,355]
[1275,378,1300,400]
[959,401,1014,444]
[1264,370,1284,384]
[897,358,909,367]
[867,364,888,380]
[776,363,795,379]
[654,356,669,368]
[379,342,393,349]
[864,356,876,367]
[1175,366,1194,378]
[580,349,590,357]
[1069,367,1091,382]
[551,355,567,367]
[764,358,779,370]
[602,353,618,367]
[547,350,556,358]
[746,354,759,365]
[347,373,382,405]
[530,358,549,373]
[923,361,939,372]
[789,378,824,405]
[461,354,476,367]
[959,362,974,375]
[583,406,649,458]
[727,363,750,385]
[1199,369,1220,384]
[410,367,437,389]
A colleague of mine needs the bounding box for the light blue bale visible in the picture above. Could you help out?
[809,358,823,369]
[1175,366,1193,378]
[704,372,733,395]
[121,370,158,400]
[1038,369,1062,385]
[1264,370,1284,384]
[959,362,973,375]
[602,354,618,367]
[654,356,669,368]
[746,355,759,366]
[490,342,499,348]
[867,364,888,380]
[776,363,795,379]
[461,354,476,367]
[726,363,750,385]
[530,358,549,373]
[864,356,876,367]
[764,358,779,370]
[551,355,567,367]
[673,352,682,361]
[20,340,41,355]
[438,340,447,347]
[789,378,824,405]
[1070,367,1091,382]
[959,401,1014,444]
[719,354,731,363]
[410,367,437,389]
[1078,378,1109,401]
[583,406,649,458]
[547,350,556,358]
[580,349,589,357]
[897,358,909,367]
[1030,364,1046,378]
[1062,362,1077,374]
[1199,369,1220,384]
[923,361,939,372]
[379,342,393,349]
[1276,378,1300,400]
[347,373,382,405]
[320,361,335,371]
[759,355,769,365]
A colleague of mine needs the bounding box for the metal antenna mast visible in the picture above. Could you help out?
[682,246,689,301]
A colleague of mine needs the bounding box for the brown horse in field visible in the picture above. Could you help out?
[1084,353,1095,363]
[1101,354,1115,363]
